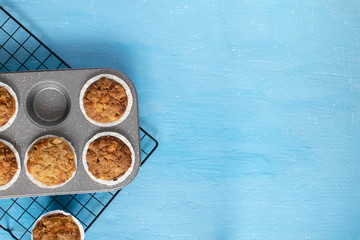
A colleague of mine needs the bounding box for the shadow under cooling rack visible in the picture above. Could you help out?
[0,6,158,240]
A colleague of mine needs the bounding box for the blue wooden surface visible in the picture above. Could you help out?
[1,0,360,239]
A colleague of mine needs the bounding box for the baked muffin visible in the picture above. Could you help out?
[0,86,16,128]
[86,135,132,181]
[0,141,18,186]
[26,136,76,187]
[32,212,82,240]
[82,77,128,124]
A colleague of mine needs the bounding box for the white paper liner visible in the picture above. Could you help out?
[24,135,77,189]
[0,139,21,191]
[31,210,85,240]
[0,82,18,132]
[79,73,133,127]
[82,132,135,186]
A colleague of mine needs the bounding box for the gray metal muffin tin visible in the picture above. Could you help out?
[0,68,140,199]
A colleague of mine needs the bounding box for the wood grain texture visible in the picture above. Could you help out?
[1,0,360,239]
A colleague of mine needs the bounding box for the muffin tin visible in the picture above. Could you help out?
[0,68,141,199]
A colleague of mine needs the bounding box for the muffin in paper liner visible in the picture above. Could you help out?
[79,73,133,127]
[0,82,18,132]
[82,132,136,186]
[0,139,21,191]
[31,210,85,240]
[24,135,77,189]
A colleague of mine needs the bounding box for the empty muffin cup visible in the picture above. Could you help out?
[0,139,21,191]
[82,132,135,186]
[25,81,71,127]
[32,210,85,240]
[25,135,77,189]
[79,74,133,127]
[0,82,18,132]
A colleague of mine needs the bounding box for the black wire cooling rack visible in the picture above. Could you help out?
[0,6,158,240]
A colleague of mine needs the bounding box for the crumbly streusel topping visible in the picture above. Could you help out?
[27,137,76,186]
[0,86,16,127]
[86,136,131,180]
[32,213,81,240]
[0,142,18,186]
[83,77,128,123]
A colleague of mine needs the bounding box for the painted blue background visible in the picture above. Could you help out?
[1,0,360,239]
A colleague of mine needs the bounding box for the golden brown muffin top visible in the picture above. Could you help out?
[86,136,132,180]
[83,77,128,123]
[0,86,16,128]
[32,213,81,240]
[0,142,18,186]
[27,137,76,186]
